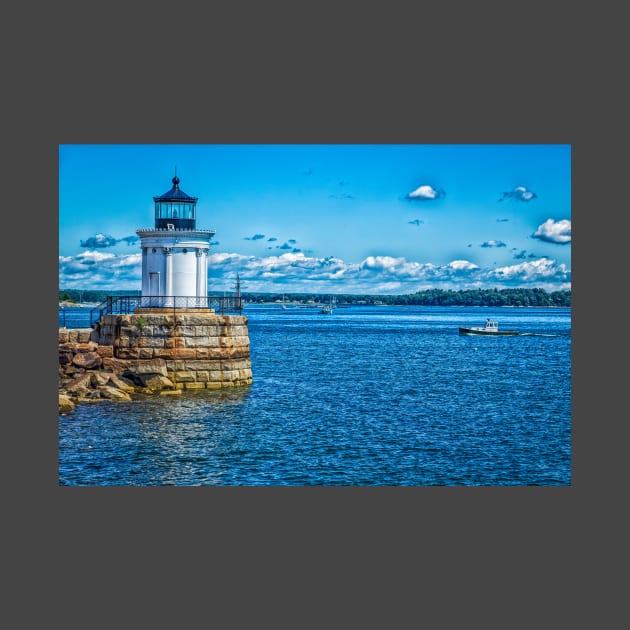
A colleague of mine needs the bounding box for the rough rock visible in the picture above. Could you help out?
[140,374,175,391]
[107,374,137,392]
[98,386,133,401]
[59,394,75,413]
[64,373,94,396]
[72,351,103,369]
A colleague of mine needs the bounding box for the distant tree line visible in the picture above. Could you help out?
[242,288,571,307]
[59,289,141,304]
[59,287,570,307]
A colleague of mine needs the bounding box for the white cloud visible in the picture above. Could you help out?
[407,185,444,201]
[59,250,571,294]
[59,251,142,290]
[447,260,480,272]
[487,258,571,288]
[409,185,437,199]
[498,186,538,202]
[532,219,571,244]
[514,186,535,200]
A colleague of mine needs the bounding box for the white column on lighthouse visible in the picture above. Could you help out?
[165,248,173,306]
[196,248,204,305]
[203,249,208,297]
[141,247,148,296]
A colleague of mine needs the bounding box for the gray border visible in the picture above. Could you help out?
[9,4,612,626]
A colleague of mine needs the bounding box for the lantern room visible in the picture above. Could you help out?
[153,175,198,230]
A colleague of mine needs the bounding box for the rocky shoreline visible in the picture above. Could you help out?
[58,330,186,414]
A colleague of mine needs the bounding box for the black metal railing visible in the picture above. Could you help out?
[89,295,243,326]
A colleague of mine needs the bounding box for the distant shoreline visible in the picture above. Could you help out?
[59,287,571,309]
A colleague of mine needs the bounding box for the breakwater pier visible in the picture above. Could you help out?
[59,309,252,412]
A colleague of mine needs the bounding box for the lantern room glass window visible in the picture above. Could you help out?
[155,202,196,220]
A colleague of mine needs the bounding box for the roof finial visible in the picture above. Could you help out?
[172,165,179,188]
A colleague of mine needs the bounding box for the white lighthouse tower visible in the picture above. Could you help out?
[136,174,215,308]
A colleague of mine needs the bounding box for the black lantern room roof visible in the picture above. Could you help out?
[153,176,198,203]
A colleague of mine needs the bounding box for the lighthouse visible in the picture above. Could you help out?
[85,172,252,391]
[136,175,215,308]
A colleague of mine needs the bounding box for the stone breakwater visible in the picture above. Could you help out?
[59,311,252,413]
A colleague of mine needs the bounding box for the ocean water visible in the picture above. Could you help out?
[58,305,571,486]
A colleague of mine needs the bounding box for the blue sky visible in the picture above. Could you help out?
[59,144,571,295]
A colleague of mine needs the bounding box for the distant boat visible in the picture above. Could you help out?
[281,295,287,310]
[319,296,335,314]
[458,319,519,336]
